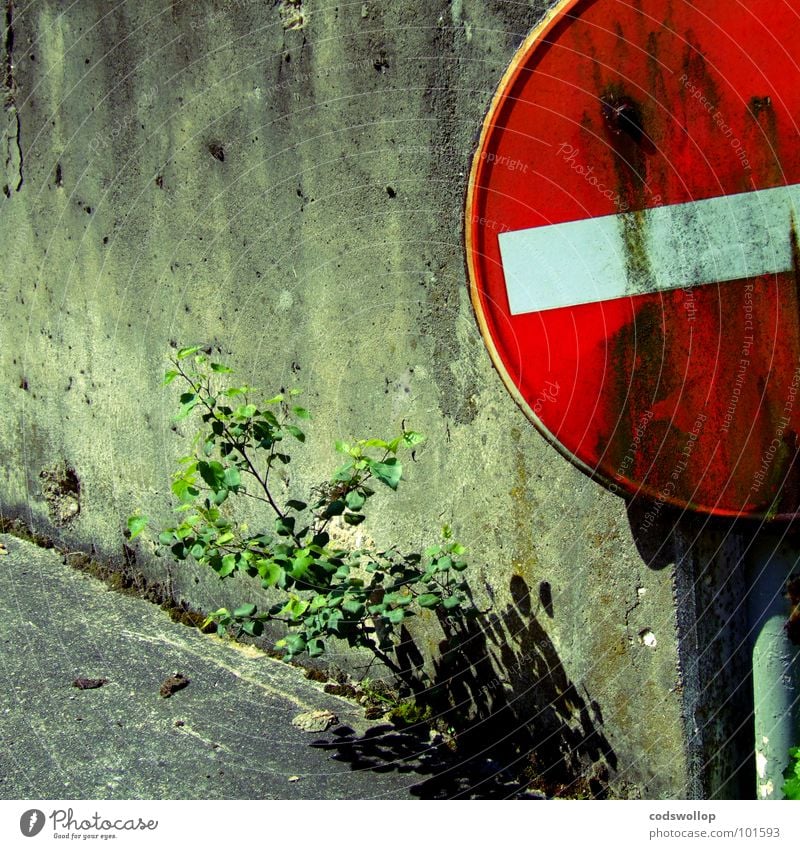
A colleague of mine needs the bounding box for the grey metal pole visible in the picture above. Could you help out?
[669,516,753,799]
[640,510,799,799]
[746,534,800,800]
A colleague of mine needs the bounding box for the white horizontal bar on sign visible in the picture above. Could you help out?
[498,182,800,314]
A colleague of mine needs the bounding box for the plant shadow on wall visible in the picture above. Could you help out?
[129,346,616,799]
[318,575,618,799]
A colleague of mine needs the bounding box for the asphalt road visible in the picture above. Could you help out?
[0,533,436,800]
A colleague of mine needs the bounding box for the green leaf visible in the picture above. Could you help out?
[171,542,188,560]
[127,515,148,539]
[174,398,199,421]
[242,619,264,637]
[292,406,311,420]
[282,633,307,655]
[309,595,328,613]
[342,602,365,622]
[290,554,313,580]
[177,346,202,360]
[175,523,194,540]
[402,431,425,447]
[220,553,237,576]
[369,458,401,489]
[387,608,405,624]
[345,490,366,510]
[286,499,308,512]
[210,362,234,373]
[198,460,225,490]
[264,394,284,404]
[784,776,800,800]
[307,638,324,658]
[223,467,241,488]
[234,603,257,618]
[343,512,366,526]
[417,593,441,608]
[442,595,461,610]
[334,440,351,454]
[281,597,309,620]
[162,370,179,385]
[312,531,330,548]
[257,560,283,587]
[235,403,258,419]
[326,608,344,632]
[275,516,295,537]
[322,500,346,519]
[784,749,800,799]
[285,425,305,442]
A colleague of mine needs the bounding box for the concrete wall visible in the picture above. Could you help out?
[0,0,688,797]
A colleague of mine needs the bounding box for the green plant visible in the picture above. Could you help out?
[353,678,432,726]
[128,346,472,672]
[783,746,800,799]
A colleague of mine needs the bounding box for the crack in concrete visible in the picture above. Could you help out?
[173,723,232,754]
[4,0,13,91]
[3,0,23,195]
[119,629,328,714]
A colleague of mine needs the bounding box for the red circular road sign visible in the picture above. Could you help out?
[467,0,800,520]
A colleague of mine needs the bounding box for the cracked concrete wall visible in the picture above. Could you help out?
[3,1,23,196]
[0,0,689,797]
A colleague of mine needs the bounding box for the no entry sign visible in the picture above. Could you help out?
[467,0,800,520]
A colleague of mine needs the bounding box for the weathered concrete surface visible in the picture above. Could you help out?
[0,1,688,797]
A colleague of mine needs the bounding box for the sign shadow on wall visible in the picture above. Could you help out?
[626,499,756,799]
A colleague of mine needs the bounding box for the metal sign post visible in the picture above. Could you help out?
[746,532,800,798]
[466,0,800,798]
